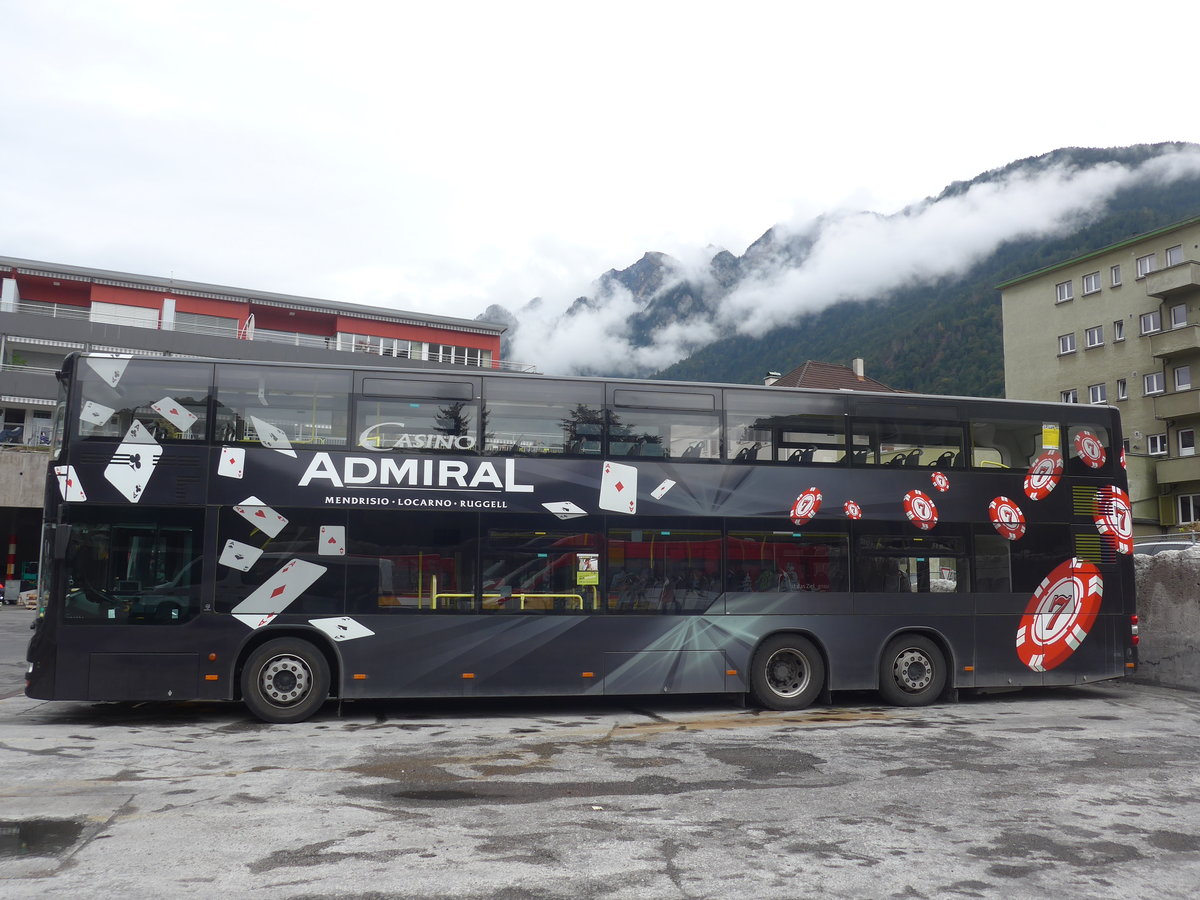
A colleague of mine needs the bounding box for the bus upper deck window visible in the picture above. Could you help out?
[77,357,214,443]
[217,364,351,450]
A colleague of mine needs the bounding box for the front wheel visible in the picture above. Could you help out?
[749,634,824,710]
[878,634,946,707]
[241,638,331,724]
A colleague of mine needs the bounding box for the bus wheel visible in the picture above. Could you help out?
[749,634,824,710]
[241,638,331,724]
[878,635,946,707]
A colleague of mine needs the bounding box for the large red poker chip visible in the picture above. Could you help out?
[988,496,1026,541]
[902,490,938,531]
[843,499,863,520]
[1016,558,1103,672]
[1093,486,1133,555]
[1073,430,1107,469]
[1120,447,1127,470]
[789,487,822,526]
[930,471,950,493]
[1023,449,1064,501]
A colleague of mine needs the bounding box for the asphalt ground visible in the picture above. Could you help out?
[1,605,1198,899]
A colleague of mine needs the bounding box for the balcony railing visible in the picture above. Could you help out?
[4,300,536,372]
[1145,262,1200,300]
[1150,324,1200,359]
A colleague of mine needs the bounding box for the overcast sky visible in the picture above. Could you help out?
[1,0,1194,333]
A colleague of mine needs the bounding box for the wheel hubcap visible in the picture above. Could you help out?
[258,654,311,707]
[765,648,810,698]
[893,649,933,692]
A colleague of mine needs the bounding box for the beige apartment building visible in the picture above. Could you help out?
[1000,215,1200,533]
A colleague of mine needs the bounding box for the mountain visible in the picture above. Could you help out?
[482,143,1200,396]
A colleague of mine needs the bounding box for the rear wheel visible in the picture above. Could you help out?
[241,638,330,724]
[878,634,946,707]
[749,634,824,710]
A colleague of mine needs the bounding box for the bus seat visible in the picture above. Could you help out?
[904,450,921,466]
[930,450,955,468]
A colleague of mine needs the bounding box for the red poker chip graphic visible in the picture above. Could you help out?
[1023,450,1064,501]
[789,487,823,526]
[988,496,1026,541]
[902,490,938,531]
[1093,486,1133,555]
[930,471,951,493]
[843,500,863,520]
[1016,558,1103,672]
[1120,447,1127,470]
[1073,430,1107,469]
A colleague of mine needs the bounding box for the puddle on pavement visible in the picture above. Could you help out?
[0,819,85,858]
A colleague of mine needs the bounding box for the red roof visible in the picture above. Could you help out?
[771,360,899,393]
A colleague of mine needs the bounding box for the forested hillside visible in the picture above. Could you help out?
[656,147,1200,396]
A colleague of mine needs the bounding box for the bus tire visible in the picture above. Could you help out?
[878,634,946,707]
[749,634,824,710]
[241,638,331,724]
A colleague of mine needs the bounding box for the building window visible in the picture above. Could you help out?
[1140,310,1162,335]
[1137,254,1157,278]
[1171,304,1188,329]
[1179,494,1200,523]
[1149,433,1168,455]
[1180,429,1196,458]
[1113,319,1125,342]
[1088,383,1107,404]
[1082,272,1100,294]
[1176,365,1192,391]
[1055,281,1074,303]
[1111,264,1122,286]
[1085,325,1104,348]
[1116,378,1128,400]
[1060,389,1078,403]
[1145,372,1165,395]
[1166,245,1184,267]
[1058,333,1076,355]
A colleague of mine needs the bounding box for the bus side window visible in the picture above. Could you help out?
[969,419,1044,470]
[77,358,213,443]
[482,379,604,457]
[216,364,351,450]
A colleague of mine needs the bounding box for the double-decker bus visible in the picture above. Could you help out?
[26,353,1138,722]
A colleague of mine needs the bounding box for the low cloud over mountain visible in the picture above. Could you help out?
[484,143,1200,384]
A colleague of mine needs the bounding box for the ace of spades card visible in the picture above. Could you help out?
[249,415,297,457]
[598,460,638,514]
[103,421,163,503]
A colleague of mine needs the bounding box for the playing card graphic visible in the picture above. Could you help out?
[54,465,87,502]
[219,538,263,572]
[80,401,116,428]
[84,356,130,388]
[249,415,297,457]
[319,525,346,556]
[217,446,246,479]
[651,479,676,500]
[233,496,289,538]
[233,613,277,630]
[151,397,198,434]
[308,617,375,642]
[103,422,162,503]
[599,460,638,514]
[231,558,327,616]
[541,501,588,520]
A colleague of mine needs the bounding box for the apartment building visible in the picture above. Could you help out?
[999,216,1200,532]
[0,255,511,585]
